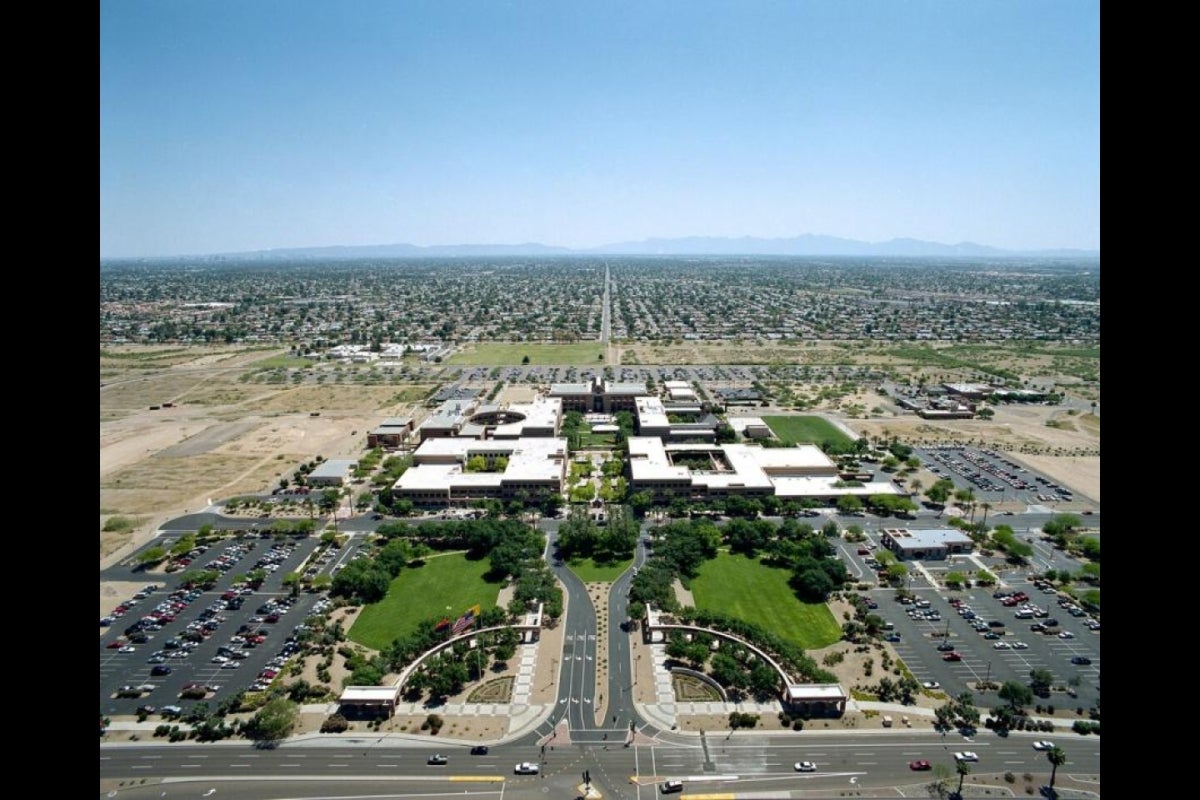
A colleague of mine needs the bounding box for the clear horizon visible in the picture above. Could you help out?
[100,1,1100,259]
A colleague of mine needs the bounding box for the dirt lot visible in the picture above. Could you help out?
[99,348,434,563]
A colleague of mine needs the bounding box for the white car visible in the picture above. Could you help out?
[922,681,941,690]
[1011,641,1029,650]
[954,751,979,762]
[514,762,539,775]
[794,761,817,772]
[1058,631,1075,639]
[1032,741,1055,751]
[993,641,1011,649]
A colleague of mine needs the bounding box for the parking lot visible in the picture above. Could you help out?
[918,445,1083,506]
[100,531,364,717]
[855,579,1099,712]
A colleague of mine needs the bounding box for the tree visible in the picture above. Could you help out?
[837,495,863,515]
[246,697,299,743]
[1047,746,1068,793]
[1029,668,1054,698]
[954,759,971,798]
[998,680,1032,712]
[626,600,645,629]
[136,546,167,566]
[318,488,341,513]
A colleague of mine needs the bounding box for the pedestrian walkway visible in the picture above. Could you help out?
[387,637,551,738]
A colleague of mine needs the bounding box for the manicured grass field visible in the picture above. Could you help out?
[761,415,853,449]
[689,553,842,650]
[567,556,634,583]
[446,342,606,366]
[349,553,502,651]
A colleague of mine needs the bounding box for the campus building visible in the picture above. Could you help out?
[878,528,974,560]
[626,437,904,503]
[391,437,568,504]
[367,416,414,449]
[548,377,646,413]
[634,396,718,442]
[306,459,358,487]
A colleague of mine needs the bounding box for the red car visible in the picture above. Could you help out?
[909,760,932,771]
[942,651,963,662]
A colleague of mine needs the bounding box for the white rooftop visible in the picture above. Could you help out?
[883,528,974,548]
[340,686,400,702]
[784,684,848,701]
[308,459,357,480]
[395,437,567,491]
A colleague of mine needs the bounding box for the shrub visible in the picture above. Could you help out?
[320,714,349,733]
[1004,772,1016,783]
[792,719,804,731]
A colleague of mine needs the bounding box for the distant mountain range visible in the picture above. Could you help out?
[106,235,1099,262]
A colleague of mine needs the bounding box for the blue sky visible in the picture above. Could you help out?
[100,1,1099,258]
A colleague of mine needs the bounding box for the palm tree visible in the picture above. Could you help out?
[954,488,976,523]
[1047,746,1068,794]
[950,762,969,796]
[954,759,971,798]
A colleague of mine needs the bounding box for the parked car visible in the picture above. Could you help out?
[1070,656,1092,665]
[943,651,963,662]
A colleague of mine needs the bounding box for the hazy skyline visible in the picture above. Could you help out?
[100,1,1100,259]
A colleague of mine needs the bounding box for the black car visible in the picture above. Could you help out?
[470,745,489,755]
[1070,656,1093,666]
[151,665,172,676]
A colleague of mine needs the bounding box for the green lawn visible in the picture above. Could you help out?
[761,415,853,449]
[446,342,606,366]
[689,553,842,650]
[567,556,634,583]
[348,553,502,651]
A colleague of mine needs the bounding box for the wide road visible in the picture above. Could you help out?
[100,731,1100,799]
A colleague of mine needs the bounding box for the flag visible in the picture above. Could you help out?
[451,604,482,635]
[434,617,451,632]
